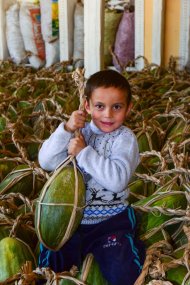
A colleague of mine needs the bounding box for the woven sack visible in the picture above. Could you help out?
[45,39,60,67]
[39,0,59,42]
[6,3,26,64]
[20,2,45,68]
[104,8,122,66]
[113,9,135,71]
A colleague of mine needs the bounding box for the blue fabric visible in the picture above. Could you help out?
[38,207,146,285]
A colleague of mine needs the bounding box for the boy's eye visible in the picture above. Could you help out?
[113,104,122,110]
[95,104,104,110]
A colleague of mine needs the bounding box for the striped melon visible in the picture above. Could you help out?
[59,253,108,285]
[0,164,44,201]
[133,191,187,246]
[0,237,36,282]
[35,159,86,251]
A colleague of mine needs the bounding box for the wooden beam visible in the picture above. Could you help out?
[152,0,165,66]
[0,1,9,60]
[84,0,105,78]
[135,0,145,70]
[58,0,77,62]
[179,0,190,69]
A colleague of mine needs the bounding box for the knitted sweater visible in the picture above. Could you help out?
[38,121,140,224]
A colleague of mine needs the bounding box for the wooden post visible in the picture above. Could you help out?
[135,0,145,70]
[59,0,77,62]
[84,0,105,78]
[179,0,190,70]
[152,0,165,66]
[0,1,10,60]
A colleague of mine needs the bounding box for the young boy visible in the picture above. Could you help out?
[38,69,145,285]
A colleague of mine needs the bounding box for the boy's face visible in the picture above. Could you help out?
[85,87,132,133]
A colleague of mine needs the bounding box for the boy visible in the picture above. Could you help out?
[38,69,145,285]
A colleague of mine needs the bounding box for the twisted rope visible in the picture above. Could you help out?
[134,241,173,285]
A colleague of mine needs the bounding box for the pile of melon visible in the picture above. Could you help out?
[0,59,189,285]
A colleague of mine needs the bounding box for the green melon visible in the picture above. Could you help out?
[59,253,109,285]
[160,253,188,285]
[0,237,36,282]
[35,162,86,251]
[133,191,187,246]
[165,118,187,143]
[0,225,10,241]
[137,130,160,153]
[166,265,187,285]
[0,116,6,132]
[0,161,17,182]
[128,179,156,204]
[80,254,109,285]
[0,164,44,200]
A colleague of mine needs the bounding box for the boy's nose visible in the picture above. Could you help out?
[104,108,112,117]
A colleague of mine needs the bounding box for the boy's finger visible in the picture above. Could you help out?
[77,133,83,139]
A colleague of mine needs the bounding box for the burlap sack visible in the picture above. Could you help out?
[104,8,122,66]
[113,9,135,71]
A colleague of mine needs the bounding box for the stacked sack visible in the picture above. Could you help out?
[5,0,60,68]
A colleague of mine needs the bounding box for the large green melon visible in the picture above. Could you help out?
[35,163,86,251]
[0,161,17,182]
[133,191,187,246]
[80,254,109,285]
[0,164,44,201]
[59,253,109,285]
[0,237,36,282]
[159,250,188,285]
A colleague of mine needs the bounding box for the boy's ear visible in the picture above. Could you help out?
[126,102,133,117]
[84,100,91,114]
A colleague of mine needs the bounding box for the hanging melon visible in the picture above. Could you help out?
[35,157,86,251]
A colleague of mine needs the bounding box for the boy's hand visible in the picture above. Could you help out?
[68,134,86,156]
[65,110,86,133]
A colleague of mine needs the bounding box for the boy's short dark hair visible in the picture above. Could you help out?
[85,69,132,105]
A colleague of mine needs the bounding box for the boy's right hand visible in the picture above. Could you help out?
[65,110,86,133]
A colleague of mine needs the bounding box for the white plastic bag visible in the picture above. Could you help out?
[6,3,26,64]
[45,39,60,67]
[20,2,45,68]
[40,0,59,42]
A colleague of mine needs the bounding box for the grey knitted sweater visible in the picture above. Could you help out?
[38,121,140,224]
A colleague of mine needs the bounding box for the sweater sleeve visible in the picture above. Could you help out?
[38,123,74,171]
[76,130,140,192]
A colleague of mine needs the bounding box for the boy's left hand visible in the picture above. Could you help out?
[68,134,86,156]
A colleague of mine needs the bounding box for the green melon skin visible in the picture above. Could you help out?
[166,266,187,285]
[83,257,109,285]
[134,192,187,246]
[128,179,156,204]
[60,254,109,285]
[0,161,17,182]
[0,164,44,200]
[0,226,10,241]
[157,255,187,285]
[0,237,36,282]
[35,165,86,251]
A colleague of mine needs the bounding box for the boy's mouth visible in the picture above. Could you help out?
[101,121,114,126]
